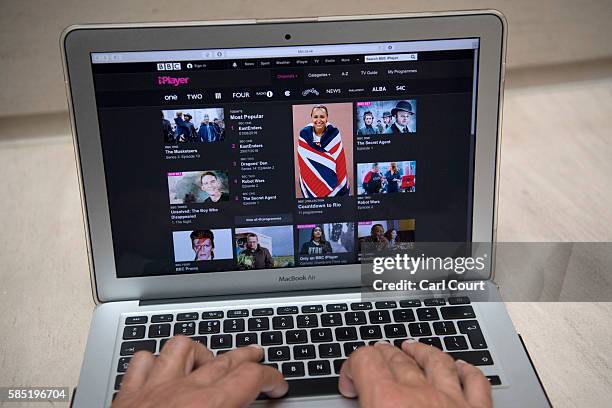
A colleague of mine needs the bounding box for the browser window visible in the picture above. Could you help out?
[90,38,479,277]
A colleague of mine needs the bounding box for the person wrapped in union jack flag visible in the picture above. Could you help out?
[297,105,350,198]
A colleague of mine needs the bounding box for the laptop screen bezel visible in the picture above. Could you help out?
[62,12,505,303]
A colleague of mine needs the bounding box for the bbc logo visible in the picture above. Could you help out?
[157,62,182,71]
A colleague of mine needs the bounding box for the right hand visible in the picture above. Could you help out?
[339,341,492,408]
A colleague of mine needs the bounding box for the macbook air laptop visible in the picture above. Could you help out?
[62,11,550,407]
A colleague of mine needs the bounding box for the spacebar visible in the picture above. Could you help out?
[257,377,339,400]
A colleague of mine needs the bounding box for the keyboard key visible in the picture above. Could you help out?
[433,321,457,336]
[369,310,391,324]
[444,336,469,351]
[148,324,171,338]
[486,375,502,385]
[125,316,147,325]
[457,320,487,349]
[261,331,283,346]
[351,302,372,310]
[424,298,446,306]
[399,299,421,308]
[174,322,196,336]
[308,360,331,376]
[277,306,299,315]
[123,325,145,340]
[216,349,232,356]
[252,308,274,316]
[286,330,308,344]
[343,341,365,356]
[268,346,290,361]
[190,336,208,347]
[296,314,319,328]
[176,312,198,321]
[248,317,270,331]
[375,301,397,309]
[326,303,348,312]
[114,375,123,390]
[272,316,294,330]
[360,325,383,340]
[223,319,245,333]
[293,345,316,360]
[202,311,224,319]
[199,320,220,334]
[448,296,471,305]
[318,343,342,358]
[321,313,343,327]
[345,311,367,325]
[282,362,305,378]
[408,322,432,337]
[236,333,258,347]
[393,339,413,348]
[257,378,339,400]
[151,314,173,323]
[419,337,443,349]
[210,334,232,349]
[228,309,249,318]
[120,340,156,356]
[333,359,346,374]
[441,306,476,320]
[393,309,416,322]
[335,327,358,341]
[301,305,323,313]
[384,324,407,338]
[448,350,493,366]
[117,357,130,373]
[416,308,439,321]
[310,328,333,343]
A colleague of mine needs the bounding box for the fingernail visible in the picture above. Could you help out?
[404,338,417,344]
[375,340,390,346]
[248,344,263,350]
[455,359,467,365]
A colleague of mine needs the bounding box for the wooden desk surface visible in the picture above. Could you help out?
[0,61,610,407]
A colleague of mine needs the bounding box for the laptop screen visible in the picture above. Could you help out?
[90,38,479,278]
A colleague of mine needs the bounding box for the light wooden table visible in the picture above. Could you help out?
[0,61,610,407]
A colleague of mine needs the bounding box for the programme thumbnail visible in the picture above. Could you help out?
[292,103,354,198]
[162,108,225,143]
[355,100,417,134]
[168,170,229,204]
[172,229,234,262]
[297,222,355,256]
[235,225,295,269]
[358,219,416,251]
[357,161,416,195]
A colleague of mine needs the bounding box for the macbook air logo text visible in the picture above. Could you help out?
[278,274,316,282]
[157,76,190,87]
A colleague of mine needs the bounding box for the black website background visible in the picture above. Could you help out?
[94,50,475,278]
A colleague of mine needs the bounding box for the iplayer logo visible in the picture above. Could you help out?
[157,76,190,87]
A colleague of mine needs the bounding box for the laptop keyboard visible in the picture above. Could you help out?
[113,296,501,400]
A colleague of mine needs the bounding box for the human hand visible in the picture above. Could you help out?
[112,336,288,408]
[339,341,491,408]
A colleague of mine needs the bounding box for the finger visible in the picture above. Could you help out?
[339,346,396,400]
[216,362,288,404]
[374,341,427,386]
[191,345,263,384]
[119,350,155,393]
[147,336,199,386]
[456,360,492,408]
[402,342,463,398]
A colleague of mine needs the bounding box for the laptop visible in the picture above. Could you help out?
[62,11,550,407]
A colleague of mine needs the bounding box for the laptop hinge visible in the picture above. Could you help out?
[255,17,317,24]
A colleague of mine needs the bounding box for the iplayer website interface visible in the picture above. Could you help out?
[90,38,479,277]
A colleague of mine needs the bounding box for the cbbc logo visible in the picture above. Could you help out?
[157,62,182,71]
[157,76,190,87]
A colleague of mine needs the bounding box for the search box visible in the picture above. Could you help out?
[365,53,418,63]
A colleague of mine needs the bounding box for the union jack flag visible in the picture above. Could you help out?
[297,124,350,198]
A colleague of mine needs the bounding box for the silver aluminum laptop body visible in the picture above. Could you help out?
[62,11,550,407]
